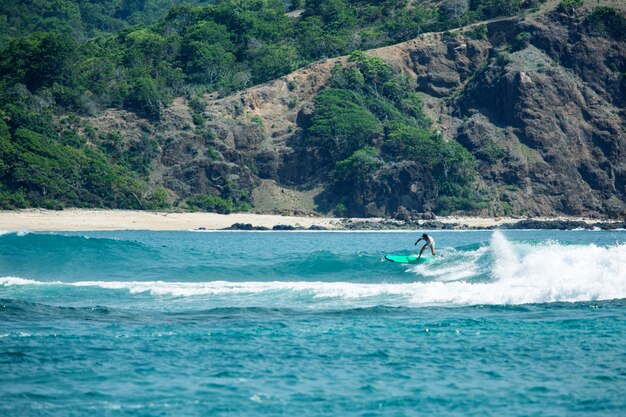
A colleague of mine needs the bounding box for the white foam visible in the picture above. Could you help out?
[487,230,626,304]
[412,246,488,282]
[0,277,61,286]
[2,276,625,308]
[2,232,626,306]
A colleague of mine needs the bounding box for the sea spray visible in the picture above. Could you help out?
[489,231,626,303]
[411,245,489,282]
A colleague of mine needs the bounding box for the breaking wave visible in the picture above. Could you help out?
[1,231,626,308]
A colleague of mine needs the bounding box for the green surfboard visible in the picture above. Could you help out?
[385,255,430,264]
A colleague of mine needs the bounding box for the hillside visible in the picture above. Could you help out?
[0,0,214,45]
[1,0,626,218]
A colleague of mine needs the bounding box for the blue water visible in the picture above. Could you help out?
[1,229,626,416]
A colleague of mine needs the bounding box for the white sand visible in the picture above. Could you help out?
[0,209,606,232]
[0,209,343,231]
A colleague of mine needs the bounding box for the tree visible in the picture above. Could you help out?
[470,0,521,19]
[124,76,163,119]
[249,43,299,84]
[182,42,236,85]
[441,0,469,22]
[587,7,626,41]
[308,89,382,158]
[557,0,583,13]
[0,32,79,91]
[333,146,381,183]
[304,0,357,30]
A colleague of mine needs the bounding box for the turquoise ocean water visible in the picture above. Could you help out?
[1,229,626,416]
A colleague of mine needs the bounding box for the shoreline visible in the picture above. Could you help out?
[0,209,623,232]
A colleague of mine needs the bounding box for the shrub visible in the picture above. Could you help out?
[587,7,626,41]
[188,95,207,114]
[186,194,235,213]
[192,112,205,126]
[205,147,222,160]
[557,0,583,13]
[333,146,381,183]
[482,141,506,160]
[466,25,488,40]
[308,88,382,158]
[250,115,264,127]
[122,136,159,176]
[124,76,163,120]
[334,202,348,217]
[513,31,532,51]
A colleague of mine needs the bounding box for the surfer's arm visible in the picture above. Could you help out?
[414,238,422,245]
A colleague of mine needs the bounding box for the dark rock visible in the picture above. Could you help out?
[296,103,315,129]
[500,220,590,230]
[223,223,269,231]
[594,222,626,230]
[395,206,411,221]
[453,15,626,218]
[307,225,328,230]
[421,221,446,229]
[421,212,436,220]
[410,36,490,98]
[322,161,439,218]
[255,150,279,180]
[272,224,303,230]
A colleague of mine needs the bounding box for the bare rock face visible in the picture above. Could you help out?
[366,162,439,215]
[367,32,491,98]
[451,11,626,217]
[411,36,490,97]
[317,161,439,217]
[527,11,626,110]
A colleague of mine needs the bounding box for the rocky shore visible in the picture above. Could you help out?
[223,218,626,231]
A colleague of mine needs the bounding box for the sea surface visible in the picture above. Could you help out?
[1,229,626,416]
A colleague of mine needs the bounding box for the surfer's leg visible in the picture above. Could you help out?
[431,245,435,256]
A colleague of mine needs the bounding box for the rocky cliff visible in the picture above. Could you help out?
[77,4,626,218]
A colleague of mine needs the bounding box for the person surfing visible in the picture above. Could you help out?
[415,233,435,259]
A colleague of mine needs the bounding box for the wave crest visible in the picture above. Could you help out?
[2,231,626,307]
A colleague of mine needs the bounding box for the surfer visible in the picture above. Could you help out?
[415,233,435,259]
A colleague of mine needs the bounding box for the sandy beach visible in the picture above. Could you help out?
[0,209,609,232]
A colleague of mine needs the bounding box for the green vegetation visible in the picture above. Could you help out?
[0,0,543,211]
[205,146,222,160]
[465,24,488,40]
[333,146,381,183]
[307,52,482,215]
[0,0,212,44]
[587,7,626,41]
[557,0,583,13]
[513,31,532,50]
[250,115,264,127]
[0,0,545,121]
[186,193,250,213]
[481,141,506,161]
[334,202,348,217]
[0,119,168,210]
[309,89,382,159]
